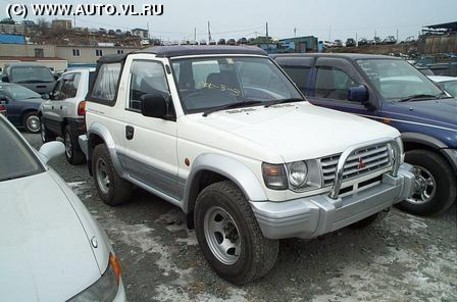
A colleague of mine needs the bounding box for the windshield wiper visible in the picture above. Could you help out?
[203,100,263,117]
[398,94,438,102]
[264,98,304,107]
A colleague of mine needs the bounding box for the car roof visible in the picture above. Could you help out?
[4,62,50,67]
[428,75,457,82]
[97,45,267,64]
[271,53,397,60]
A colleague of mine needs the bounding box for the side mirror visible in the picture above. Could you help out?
[0,96,8,103]
[41,93,50,100]
[1,76,9,82]
[141,93,167,118]
[348,85,369,103]
[38,141,65,164]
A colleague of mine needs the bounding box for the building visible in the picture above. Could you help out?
[52,19,72,30]
[131,28,149,39]
[278,36,318,53]
[55,45,139,66]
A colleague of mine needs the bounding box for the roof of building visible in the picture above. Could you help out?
[0,56,66,61]
[425,21,457,31]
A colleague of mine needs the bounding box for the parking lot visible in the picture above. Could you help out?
[24,132,456,302]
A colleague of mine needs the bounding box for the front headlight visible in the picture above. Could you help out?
[262,160,322,192]
[68,253,121,302]
[288,161,308,188]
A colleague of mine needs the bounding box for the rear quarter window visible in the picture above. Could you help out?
[90,63,121,105]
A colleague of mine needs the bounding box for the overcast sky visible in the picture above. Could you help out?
[2,0,457,42]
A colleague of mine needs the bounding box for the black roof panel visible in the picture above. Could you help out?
[134,45,267,57]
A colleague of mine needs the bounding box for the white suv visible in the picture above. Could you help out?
[40,68,95,164]
[79,46,415,284]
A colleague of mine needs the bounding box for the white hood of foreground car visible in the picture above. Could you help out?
[0,172,101,302]
[185,102,400,162]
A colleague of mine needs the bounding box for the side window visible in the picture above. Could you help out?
[51,79,64,100]
[282,66,311,94]
[314,67,360,101]
[60,73,81,99]
[91,63,121,104]
[128,60,169,112]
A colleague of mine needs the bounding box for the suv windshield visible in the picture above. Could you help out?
[356,59,445,101]
[11,66,55,83]
[171,56,303,113]
[0,117,44,181]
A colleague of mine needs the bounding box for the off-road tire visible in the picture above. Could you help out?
[92,144,133,206]
[396,149,456,216]
[64,125,85,165]
[194,181,279,285]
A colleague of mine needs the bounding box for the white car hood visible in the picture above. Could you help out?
[0,172,101,302]
[192,102,399,162]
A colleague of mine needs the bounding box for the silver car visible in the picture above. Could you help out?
[0,114,126,301]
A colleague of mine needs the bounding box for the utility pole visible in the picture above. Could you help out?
[208,21,211,43]
[266,22,268,37]
[147,22,150,39]
[396,28,399,42]
[356,32,358,47]
[294,27,296,38]
[194,27,196,42]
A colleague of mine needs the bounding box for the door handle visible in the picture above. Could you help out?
[125,125,134,140]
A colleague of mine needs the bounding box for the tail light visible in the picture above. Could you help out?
[77,101,86,116]
[0,104,7,116]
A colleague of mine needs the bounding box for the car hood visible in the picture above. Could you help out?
[383,98,457,130]
[16,97,44,105]
[0,171,102,302]
[184,102,400,162]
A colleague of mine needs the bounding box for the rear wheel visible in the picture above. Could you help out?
[194,181,279,284]
[396,150,456,216]
[63,125,85,165]
[40,117,56,143]
[23,112,40,133]
[92,144,132,206]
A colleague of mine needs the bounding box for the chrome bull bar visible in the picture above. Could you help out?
[329,138,401,199]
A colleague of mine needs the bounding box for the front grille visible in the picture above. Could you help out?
[320,144,392,187]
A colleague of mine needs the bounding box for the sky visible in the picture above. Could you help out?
[1,0,457,42]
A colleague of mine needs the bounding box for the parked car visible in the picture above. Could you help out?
[382,36,397,44]
[358,38,368,46]
[346,38,356,47]
[0,114,126,301]
[1,62,56,96]
[334,39,343,47]
[79,46,414,284]
[39,68,95,165]
[227,38,236,45]
[217,38,226,45]
[428,75,457,97]
[0,82,44,132]
[273,53,457,216]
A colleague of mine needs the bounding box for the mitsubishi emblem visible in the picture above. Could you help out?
[357,158,366,170]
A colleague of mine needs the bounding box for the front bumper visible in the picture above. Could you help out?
[251,163,415,240]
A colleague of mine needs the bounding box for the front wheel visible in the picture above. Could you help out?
[194,181,279,285]
[396,150,456,216]
[92,144,133,206]
[23,112,40,133]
